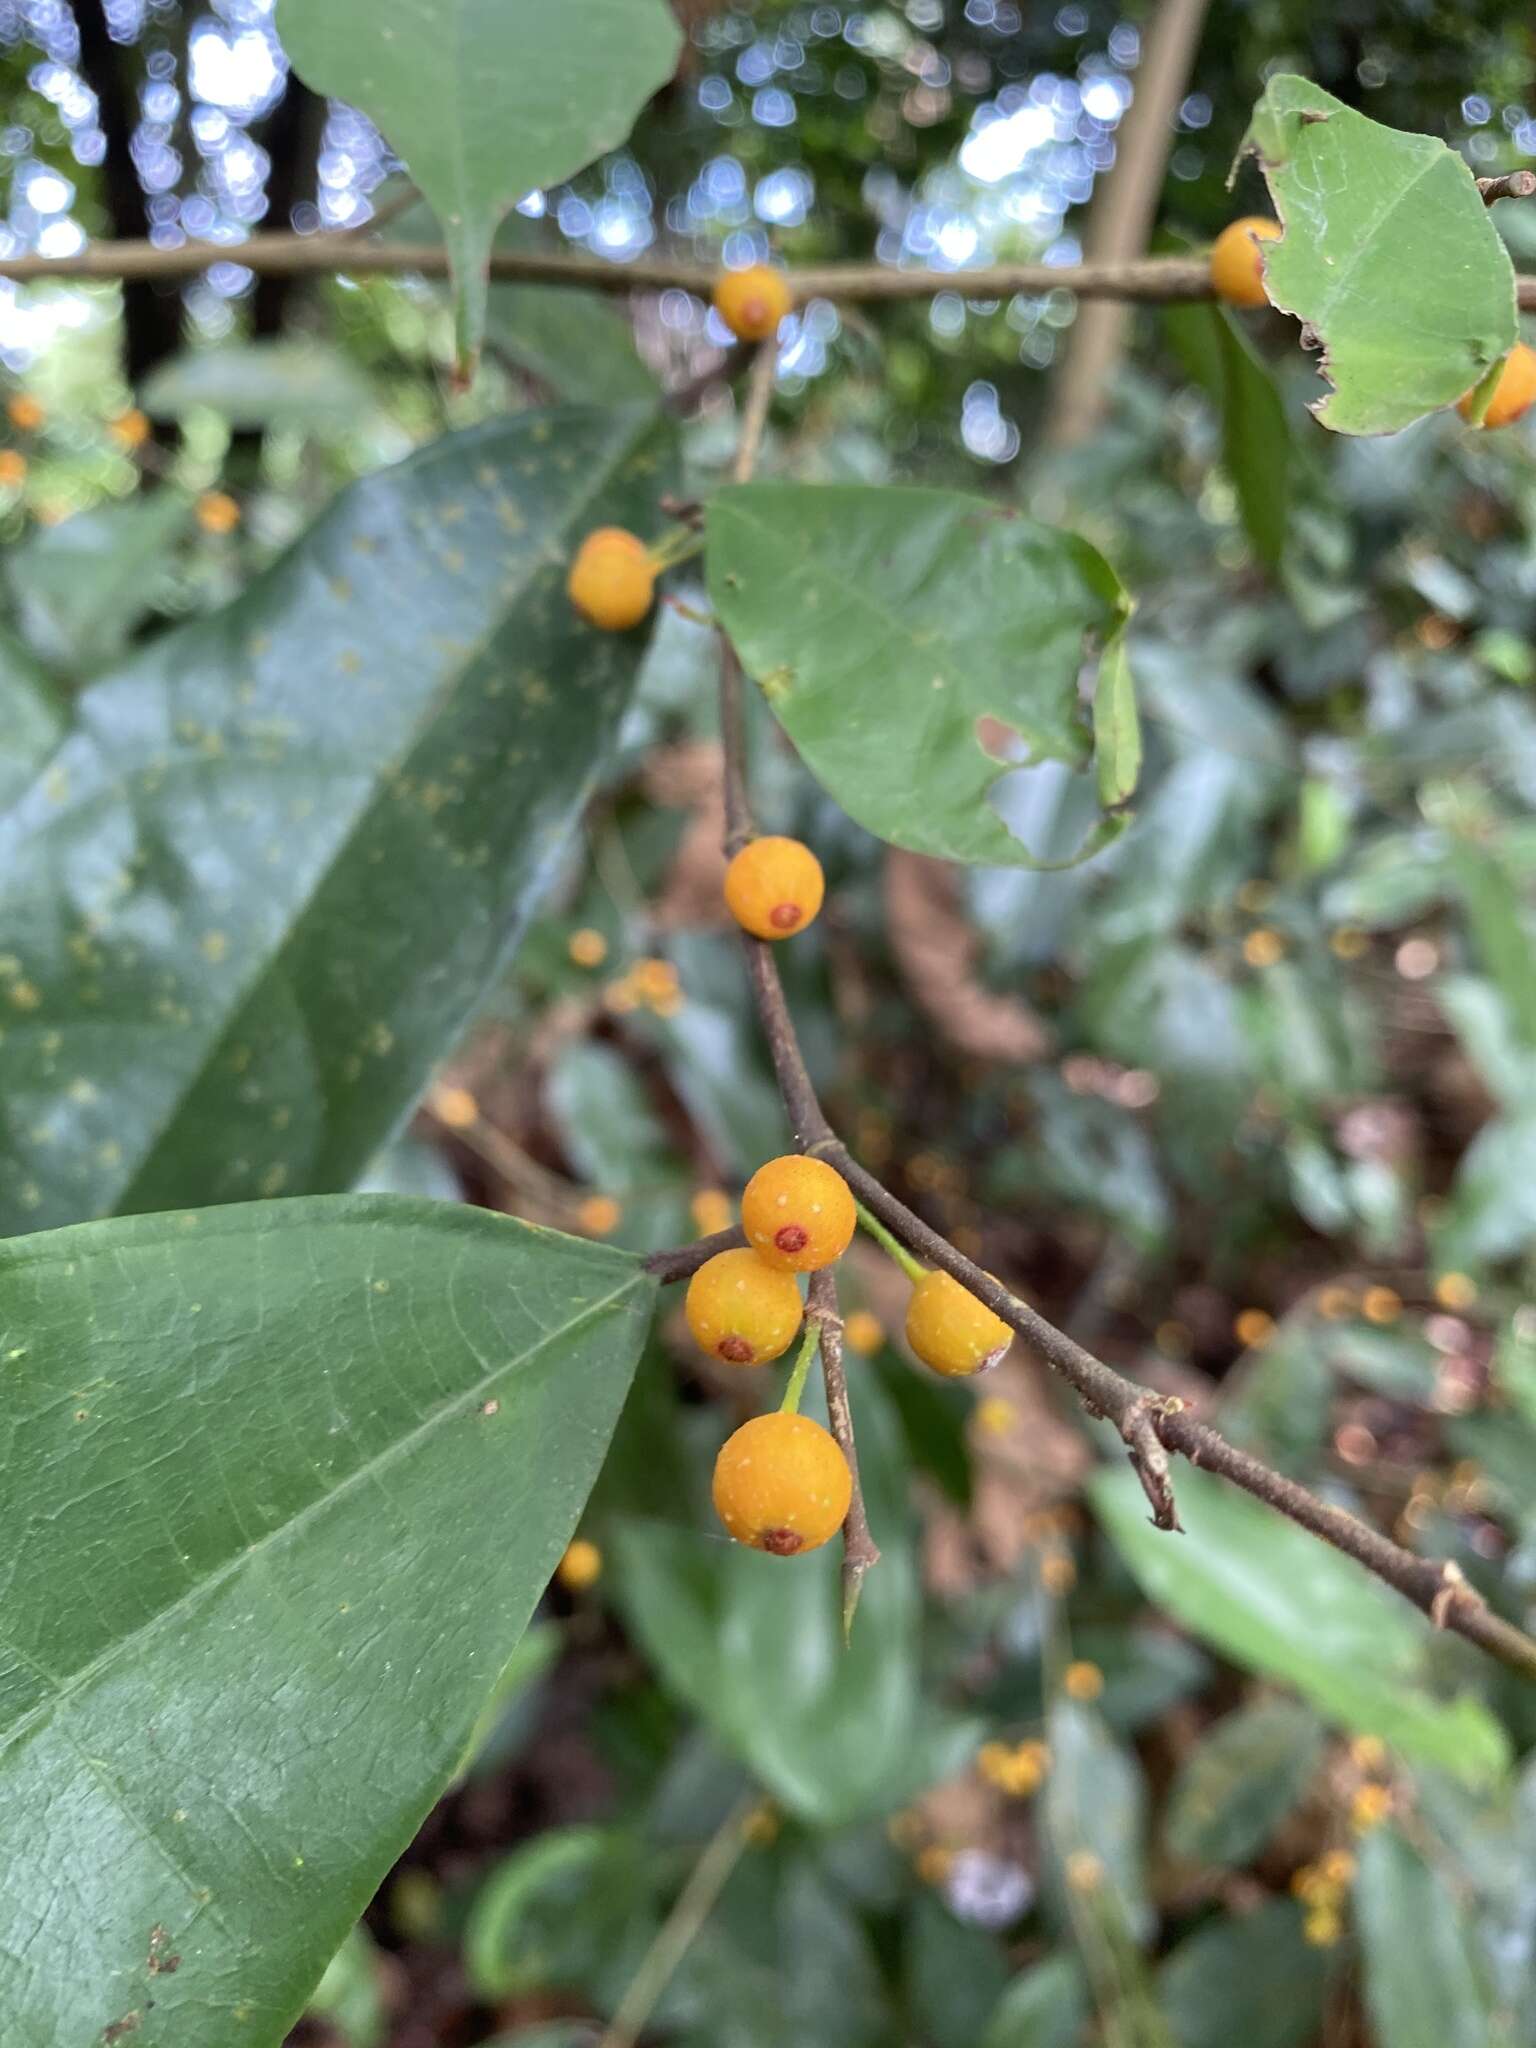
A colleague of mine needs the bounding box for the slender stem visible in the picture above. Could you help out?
[648,524,705,571]
[854,1198,926,1284]
[780,1319,819,1414]
[732,338,778,485]
[5,231,1534,309]
[810,1266,880,1635]
[644,1225,744,1283]
[597,1795,756,2048]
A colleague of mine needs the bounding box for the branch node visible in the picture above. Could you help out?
[1430,1559,1484,1629]
[1120,1394,1183,1532]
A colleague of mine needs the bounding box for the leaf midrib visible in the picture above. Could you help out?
[0,1261,650,1760]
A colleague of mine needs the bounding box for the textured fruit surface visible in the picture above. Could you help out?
[1458,340,1536,427]
[685,1247,803,1365]
[567,525,657,630]
[905,1268,1013,1377]
[714,264,793,342]
[723,835,825,941]
[712,1411,852,1554]
[741,1155,856,1272]
[1208,217,1281,308]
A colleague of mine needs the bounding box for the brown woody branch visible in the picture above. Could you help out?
[6,231,1536,309]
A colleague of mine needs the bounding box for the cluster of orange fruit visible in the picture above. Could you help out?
[688,1154,1015,1558]
[1209,215,1536,427]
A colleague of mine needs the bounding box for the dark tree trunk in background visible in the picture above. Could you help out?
[250,76,324,337]
[73,0,183,397]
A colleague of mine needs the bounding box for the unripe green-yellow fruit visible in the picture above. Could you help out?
[712,1410,852,1554]
[741,1155,856,1272]
[905,1269,1013,1377]
[685,1247,803,1366]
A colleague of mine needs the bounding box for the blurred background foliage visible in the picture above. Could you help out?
[3,1,1536,2044]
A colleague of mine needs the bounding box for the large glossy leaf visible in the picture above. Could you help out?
[0,1195,654,2047]
[706,484,1134,868]
[279,0,682,366]
[611,1375,977,1825]
[1240,75,1515,434]
[1092,1465,1508,1784]
[1356,1827,1495,2048]
[0,405,673,1237]
[0,630,61,807]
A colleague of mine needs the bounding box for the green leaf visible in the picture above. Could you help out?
[279,0,683,369]
[611,1374,977,1825]
[1092,1464,1509,1784]
[1239,75,1516,434]
[1041,1700,1152,1940]
[0,629,63,808]
[1093,627,1141,809]
[1435,1113,1536,1271]
[1165,302,1290,568]
[0,405,673,1236]
[903,1891,1010,2048]
[706,484,1134,868]
[140,340,380,434]
[307,1926,388,2048]
[1356,1827,1496,2048]
[1157,1900,1332,2048]
[979,1955,1089,2048]
[489,268,658,407]
[1164,1698,1325,1867]
[5,490,192,676]
[0,1195,653,2047]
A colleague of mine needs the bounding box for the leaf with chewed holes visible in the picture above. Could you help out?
[707,483,1135,868]
[0,405,674,1238]
[1239,75,1516,434]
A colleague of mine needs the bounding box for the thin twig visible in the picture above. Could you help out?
[731,337,778,485]
[597,1795,756,2048]
[644,1224,744,1284]
[809,1268,879,1634]
[5,231,1536,309]
[1479,170,1536,204]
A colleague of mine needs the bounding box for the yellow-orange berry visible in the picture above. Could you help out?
[1063,1659,1104,1703]
[0,449,27,490]
[1350,1783,1392,1834]
[685,1247,803,1366]
[1434,1271,1477,1310]
[1233,1307,1276,1348]
[1361,1285,1401,1325]
[556,1537,602,1591]
[567,525,656,630]
[741,1154,855,1272]
[1458,340,1536,427]
[844,1309,885,1355]
[711,1409,851,1554]
[430,1083,479,1130]
[568,927,608,969]
[1243,927,1284,968]
[6,393,43,431]
[713,263,793,342]
[577,1194,622,1237]
[1040,1550,1077,1596]
[905,1269,1012,1377]
[1209,217,1281,308]
[109,407,150,451]
[723,835,825,941]
[691,1187,734,1236]
[196,489,241,535]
